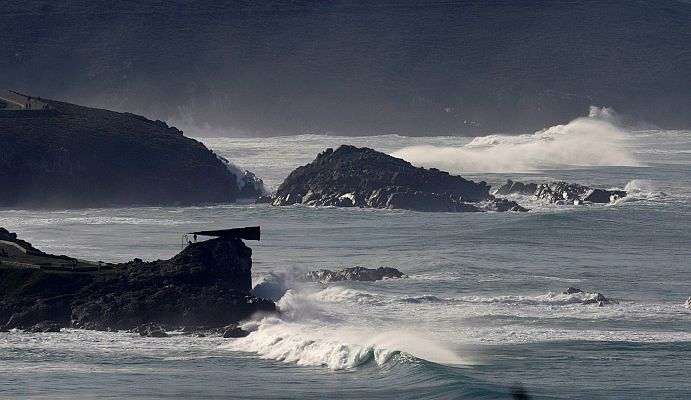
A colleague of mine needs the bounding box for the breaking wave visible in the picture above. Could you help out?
[391,107,639,173]
[232,281,471,370]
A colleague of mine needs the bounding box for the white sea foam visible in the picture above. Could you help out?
[226,316,471,370]
[459,291,608,306]
[228,282,471,369]
[391,108,639,173]
[617,179,674,203]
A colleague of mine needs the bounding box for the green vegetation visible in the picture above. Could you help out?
[0,100,21,110]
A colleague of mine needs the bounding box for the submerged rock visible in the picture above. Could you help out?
[272,145,527,212]
[495,179,626,205]
[0,229,276,331]
[306,266,407,282]
[563,287,614,306]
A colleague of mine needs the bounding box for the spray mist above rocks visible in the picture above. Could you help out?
[391,108,640,173]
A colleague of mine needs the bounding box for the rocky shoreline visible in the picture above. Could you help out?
[0,229,275,334]
[0,95,264,208]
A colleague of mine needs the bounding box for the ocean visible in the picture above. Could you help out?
[1,115,690,399]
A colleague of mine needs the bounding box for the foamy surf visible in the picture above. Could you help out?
[391,107,640,173]
[225,317,472,370]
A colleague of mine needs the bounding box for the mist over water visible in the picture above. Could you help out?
[391,108,640,173]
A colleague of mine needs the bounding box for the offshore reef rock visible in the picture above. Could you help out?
[494,179,539,196]
[495,179,627,205]
[222,324,249,338]
[563,287,583,295]
[684,297,691,309]
[563,287,615,306]
[0,95,259,208]
[273,145,527,212]
[306,266,408,282]
[0,233,276,331]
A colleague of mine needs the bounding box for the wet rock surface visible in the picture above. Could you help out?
[496,179,627,204]
[131,323,168,338]
[563,287,615,306]
[222,324,249,338]
[272,145,526,212]
[305,266,408,282]
[0,231,276,332]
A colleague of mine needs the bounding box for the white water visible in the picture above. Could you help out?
[1,115,691,398]
[391,108,639,173]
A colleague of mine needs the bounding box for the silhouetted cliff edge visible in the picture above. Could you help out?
[0,96,262,208]
[0,228,275,331]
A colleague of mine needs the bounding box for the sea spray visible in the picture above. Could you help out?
[391,108,639,173]
[233,281,471,369]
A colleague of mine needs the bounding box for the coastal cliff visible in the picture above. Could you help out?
[0,96,263,208]
[0,229,275,331]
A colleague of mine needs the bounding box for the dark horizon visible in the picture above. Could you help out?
[2,0,690,136]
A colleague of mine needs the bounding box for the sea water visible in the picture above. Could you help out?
[1,117,690,398]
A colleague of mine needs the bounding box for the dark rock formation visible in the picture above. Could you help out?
[581,293,611,307]
[495,180,626,205]
[684,297,691,310]
[0,97,263,208]
[131,323,168,338]
[273,145,527,212]
[563,287,583,295]
[222,324,249,338]
[563,287,614,306]
[305,266,407,282]
[495,179,538,196]
[0,230,275,331]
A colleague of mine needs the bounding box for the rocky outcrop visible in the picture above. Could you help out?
[563,287,614,306]
[305,267,407,282]
[685,297,691,309]
[0,230,275,331]
[0,97,263,208]
[272,145,527,212]
[495,179,626,205]
[222,324,249,338]
[495,179,539,196]
[131,323,168,337]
